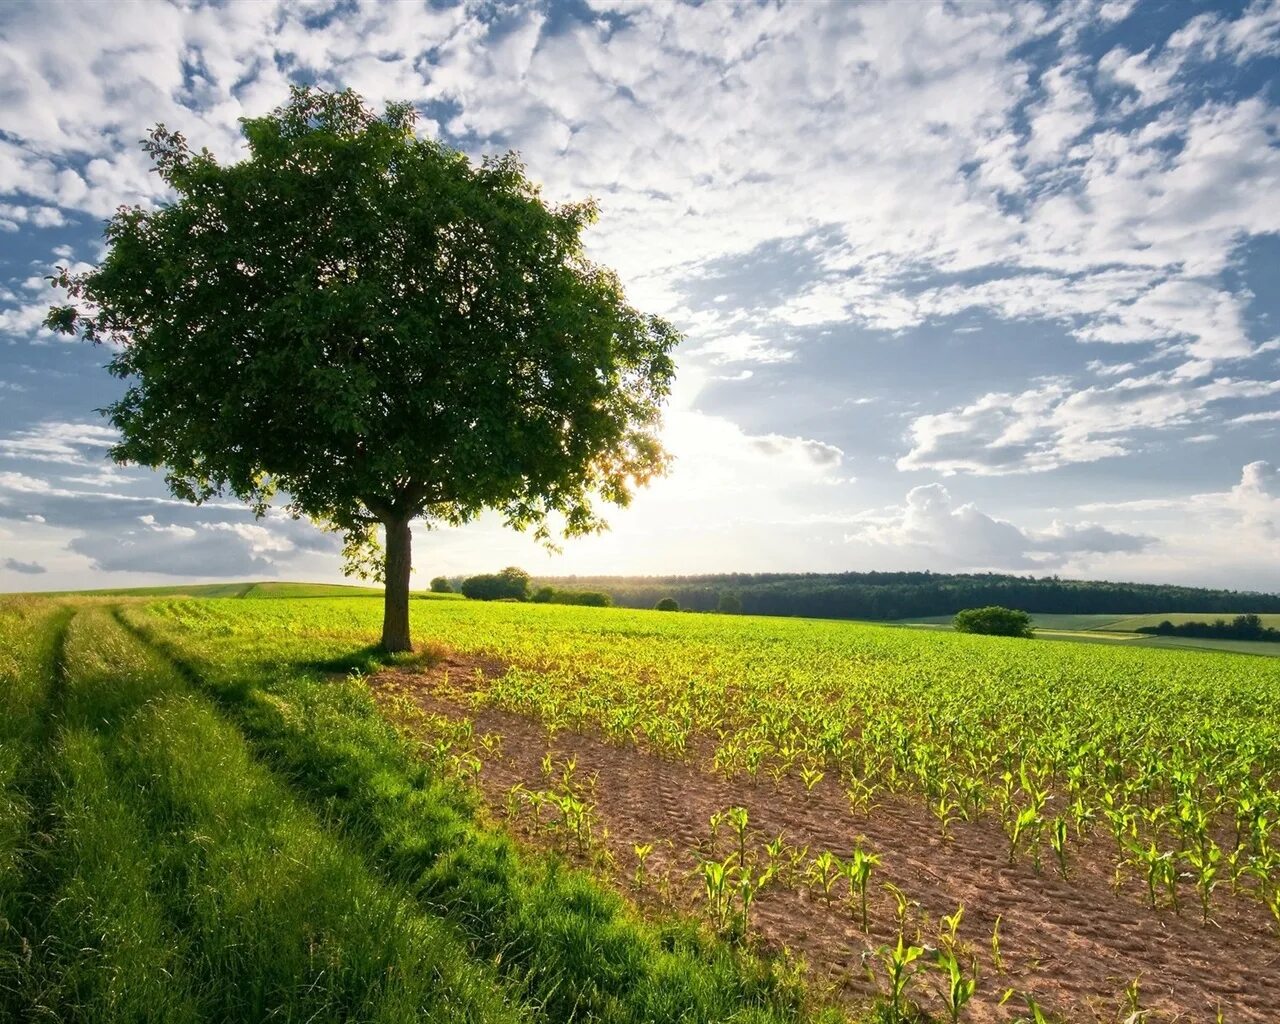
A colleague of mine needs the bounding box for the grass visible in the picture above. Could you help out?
[1,595,829,1024]
[121,604,819,1024]
[4,604,532,1023]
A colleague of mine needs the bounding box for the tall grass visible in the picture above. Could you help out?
[20,606,527,1024]
[0,597,70,1014]
[123,605,823,1024]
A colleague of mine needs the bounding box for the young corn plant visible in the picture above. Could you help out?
[867,935,927,1024]
[726,806,750,867]
[1050,816,1070,879]
[844,845,880,932]
[799,764,825,793]
[932,947,977,1024]
[806,850,843,907]
[939,904,963,954]
[990,914,1005,974]
[883,881,917,941]
[698,855,735,932]
[632,842,654,889]
[1184,843,1220,924]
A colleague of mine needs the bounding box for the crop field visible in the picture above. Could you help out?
[899,613,1280,657]
[4,591,1279,1023]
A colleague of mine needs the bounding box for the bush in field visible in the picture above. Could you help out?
[429,577,453,594]
[718,592,743,614]
[655,597,679,611]
[531,586,555,604]
[953,605,1034,638]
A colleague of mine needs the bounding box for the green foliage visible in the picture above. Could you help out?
[953,606,1034,638]
[45,86,679,648]
[718,592,743,614]
[461,567,531,602]
[655,597,680,612]
[429,576,453,594]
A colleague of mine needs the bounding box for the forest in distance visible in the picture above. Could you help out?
[511,571,1280,622]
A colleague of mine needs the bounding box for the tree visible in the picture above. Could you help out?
[46,88,679,651]
[461,569,530,602]
[717,592,743,614]
[429,577,453,594]
[654,597,679,612]
[952,606,1034,638]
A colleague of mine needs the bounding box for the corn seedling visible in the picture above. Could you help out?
[806,850,842,907]
[843,845,880,932]
[633,842,654,888]
[799,764,825,793]
[939,904,963,953]
[990,914,1005,974]
[868,935,927,1024]
[1050,816,1069,878]
[883,881,917,941]
[933,947,977,1024]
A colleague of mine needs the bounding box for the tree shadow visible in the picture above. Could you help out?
[300,644,442,676]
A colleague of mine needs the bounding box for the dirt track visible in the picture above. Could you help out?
[373,657,1280,1023]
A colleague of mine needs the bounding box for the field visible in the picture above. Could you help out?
[898,612,1280,657]
[3,592,1279,1023]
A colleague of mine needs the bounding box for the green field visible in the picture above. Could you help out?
[0,593,822,1024]
[897,611,1280,656]
[4,590,1279,1022]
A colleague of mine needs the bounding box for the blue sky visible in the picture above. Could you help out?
[1,0,1278,591]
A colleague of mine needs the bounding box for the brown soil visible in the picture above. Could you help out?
[372,656,1280,1024]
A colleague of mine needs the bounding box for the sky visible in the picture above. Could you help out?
[1,0,1278,593]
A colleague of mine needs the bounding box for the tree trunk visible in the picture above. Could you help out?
[380,516,413,653]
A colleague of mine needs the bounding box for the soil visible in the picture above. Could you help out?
[371,655,1280,1024]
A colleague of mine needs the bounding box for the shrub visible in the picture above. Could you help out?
[531,586,555,604]
[429,577,453,594]
[953,606,1034,638]
[655,597,679,612]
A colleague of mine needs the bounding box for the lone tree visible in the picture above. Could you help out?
[952,606,1034,638]
[46,88,679,651]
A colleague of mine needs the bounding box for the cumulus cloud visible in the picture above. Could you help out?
[899,373,1280,475]
[747,434,843,468]
[845,482,1153,570]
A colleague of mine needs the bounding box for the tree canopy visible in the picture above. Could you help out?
[953,606,1034,638]
[47,88,679,650]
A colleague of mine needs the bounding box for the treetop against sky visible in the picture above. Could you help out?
[0,0,1277,591]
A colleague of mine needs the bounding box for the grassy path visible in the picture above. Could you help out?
[2,603,530,1024]
[119,603,823,1024]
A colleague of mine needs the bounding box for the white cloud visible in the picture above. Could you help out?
[1067,461,1280,589]
[0,421,118,465]
[899,372,1280,475]
[845,481,1153,570]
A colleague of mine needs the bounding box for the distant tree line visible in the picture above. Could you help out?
[1137,614,1280,643]
[523,572,1280,622]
